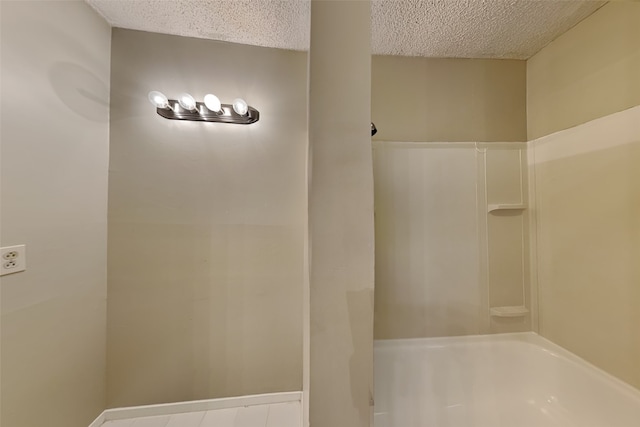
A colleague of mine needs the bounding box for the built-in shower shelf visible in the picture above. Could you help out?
[490,306,529,318]
[487,204,527,213]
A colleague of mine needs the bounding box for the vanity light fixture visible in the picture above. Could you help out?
[148,91,259,124]
[178,93,197,111]
[203,94,222,113]
[148,91,171,110]
[232,98,249,116]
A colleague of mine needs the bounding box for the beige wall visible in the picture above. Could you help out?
[308,1,374,426]
[0,1,111,426]
[528,1,640,390]
[531,105,640,389]
[371,56,527,142]
[527,2,640,140]
[107,29,306,408]
[370,42,529,341]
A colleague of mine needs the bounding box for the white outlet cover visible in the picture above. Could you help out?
[0,244,27,276]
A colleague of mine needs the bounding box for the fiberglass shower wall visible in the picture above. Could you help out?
[373,142,531,339]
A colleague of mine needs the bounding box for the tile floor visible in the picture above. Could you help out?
[101,401,300,427]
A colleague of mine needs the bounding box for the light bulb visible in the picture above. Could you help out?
[203,94,222,113]
[232,98,249,116]
[178,93,197,111]
[148,91,169,109]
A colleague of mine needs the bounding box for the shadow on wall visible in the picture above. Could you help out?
[348,288,375,424]
[49,62,109,123]
[38,17,110,123]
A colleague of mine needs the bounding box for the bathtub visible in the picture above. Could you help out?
[374,333,640,427]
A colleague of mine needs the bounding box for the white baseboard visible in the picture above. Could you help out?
[88,391,303,426]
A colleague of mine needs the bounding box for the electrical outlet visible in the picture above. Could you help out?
[0,245,26,276]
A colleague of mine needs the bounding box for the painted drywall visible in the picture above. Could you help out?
[527,2,640,140]
[528,1,640,390]
[308,1,374,426]
[0,2,111,427]
[531,105,640,389]
[373,143,530,339]
[108,29,306,407]
[371,56,527,142]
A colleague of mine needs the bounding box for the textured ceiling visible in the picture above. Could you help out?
[371,0,605,58]
[86,0,605,59]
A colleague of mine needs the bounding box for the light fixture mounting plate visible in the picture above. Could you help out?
[157,101,259,124]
